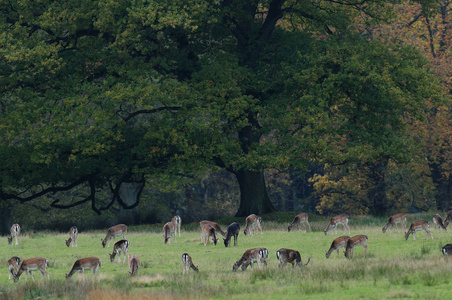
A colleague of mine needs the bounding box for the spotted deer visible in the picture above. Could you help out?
[200,224,218,246]
[7,257,21,280]
[101,224,127,248]
[433,214,447,230]
[163,221,176,244]
[382,213,406,233]
[172,215,182,237]
[288,213,311,232]
[8,224,20,245]
[325,236,351,259]
[223,222,240,247]
[276,248,310,268]
[233,248,269,271]
[344,235,368,258]
[324,214,350,235]
[243,214,263,236]
[442,244,452,256]
[65,257,101,279]
[109,240,130,263]
[182,253,199,274]
[13,257,49,283]
[65,226,78,247]
[128,255,141,276]
[404,220,433,240]
[199,220,226,237]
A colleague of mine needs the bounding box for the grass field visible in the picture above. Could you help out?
[1,213,452,299]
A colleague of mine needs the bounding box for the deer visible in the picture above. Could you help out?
[433,214,447,230]
[276,248,311,268]
[128,255,141,276]
[404,220,433,240]
[442,244,452,256]
[65,257,101,279]
[172,215,182,237]
[325,236,351,259]
[288,213,311,233]
[109,240,130,263]
[182,253,199,274]
[163,221,176,244]
[232,248,269,271]
[65,226,78,247]
[344,235,368,259]
[8,224,20,245]
[101,224,127,248]
[199,220,226,237]
[443,210,452,228]
[324,214,350,235]
[13,257,49,283]
[223,222,240,247]
[243,214,263,235]
[382,213,406,233]
[7,257,21,280]
[200,223,218,246]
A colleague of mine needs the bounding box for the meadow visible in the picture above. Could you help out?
[1,213,452,299]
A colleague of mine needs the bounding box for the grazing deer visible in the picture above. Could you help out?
[382,213,406,233]
[101,224,127,248]
[404,220,433,240]
[223,222,240,247]
[443,210,452,228]
[163,222,176,244]
[8,224,20,245]
[276,248,310,268]
[442,244,452,256]
[325,236,351,259]
[200,224,218,246]
[13,257,49,283]
[128,255,141,276]
[344,235,368,258]
[172,215,182,237]
[109,240,130,263]
[182,253,199,275]
[243,214,263,235]
[66,226,78,247]
[288,213,311,233]
[65,257,101,279]
[433,214,447,230]
[199,220,226,237]
[324,214,350,235]
[7,257,21,280]
[233,248,269,271]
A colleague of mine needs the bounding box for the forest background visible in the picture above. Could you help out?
[0,0,451,234]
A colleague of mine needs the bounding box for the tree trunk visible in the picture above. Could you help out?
[233,169,276,217]
[368,160,389,216]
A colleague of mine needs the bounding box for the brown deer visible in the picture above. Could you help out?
[7,257,21,280]
[182,253,199,274]
[200,224,218,246]
[344,235,368,258]
[199,220,226,237]
[443,211,452,228]
[325,236,351,259]
[233,248,269,271]
[128,255,141,276]
[404,220,433,240]
[172,215,182,237]
[223,222,240,247]
[109,240,130,263]
[243,214,263,235]
[433,214,447,230]
[101,224,127,248]
[288,213,311,232]
[276,248,310,268]
[442,244,452,256]
[382,213,406,233]
[8,224,20,245]
[65,226,78,247]
[163,221,176,244]
[324,214,350,235]
[13,257,49,283]
[65,257,101,279]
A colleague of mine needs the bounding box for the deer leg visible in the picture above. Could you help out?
[364,245,368,257]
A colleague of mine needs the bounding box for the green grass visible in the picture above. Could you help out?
[1,214,451,299]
